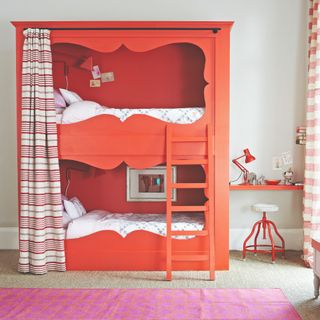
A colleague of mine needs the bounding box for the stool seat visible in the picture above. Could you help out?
[252,203,279,213]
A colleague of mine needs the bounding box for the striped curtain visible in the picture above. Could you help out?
[304,0,320,266]
[19,29,66,274]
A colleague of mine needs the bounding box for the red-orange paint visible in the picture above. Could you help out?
[12,21,233,273]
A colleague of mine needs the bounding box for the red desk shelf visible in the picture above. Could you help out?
[229,184,303,191]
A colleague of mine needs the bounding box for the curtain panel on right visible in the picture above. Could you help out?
[304,0,320,266]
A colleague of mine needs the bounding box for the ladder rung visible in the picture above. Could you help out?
[171,159,208,165]
[171,183,208,189]
[171,137,208,142]
[171,205,207,212]
[171,230,208,236]
[172,254,209,262]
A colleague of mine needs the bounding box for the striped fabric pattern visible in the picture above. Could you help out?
[304,0,320,266]
[19,29,66,274]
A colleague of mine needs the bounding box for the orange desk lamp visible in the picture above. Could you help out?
[232,148,256,184]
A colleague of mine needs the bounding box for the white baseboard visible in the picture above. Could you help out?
[0,227,18,249]
[0,227,304,251]
[230,228,303,251]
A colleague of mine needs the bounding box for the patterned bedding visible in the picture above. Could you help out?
[66,210,205,240]
[57,105,205,124]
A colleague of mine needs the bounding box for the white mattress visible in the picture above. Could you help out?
[66,210,204,240]
[57,104,205,124]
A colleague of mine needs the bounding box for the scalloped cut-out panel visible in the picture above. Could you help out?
[52,43,206,108]
[60,161,206,213]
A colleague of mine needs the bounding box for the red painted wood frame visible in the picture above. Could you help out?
[312,238,320,252]
[229,185,303,190]
[12,21,232,271]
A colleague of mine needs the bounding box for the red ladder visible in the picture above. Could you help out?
[166,124,215,281]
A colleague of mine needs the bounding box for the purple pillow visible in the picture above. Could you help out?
[54,89,67,108]
[62,211,72,228]
[61,194,67,210]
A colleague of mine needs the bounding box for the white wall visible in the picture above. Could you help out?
[0,0,308,249]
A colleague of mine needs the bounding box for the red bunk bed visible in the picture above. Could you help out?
[13,21,232,280]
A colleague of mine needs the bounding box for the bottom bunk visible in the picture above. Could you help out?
[65,230,213,271]
[64,210,211,271]
[60,161,228,273]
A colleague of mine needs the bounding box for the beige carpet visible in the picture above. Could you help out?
[1,250,319,320]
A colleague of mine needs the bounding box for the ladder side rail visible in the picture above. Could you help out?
[166,125,173,281]
[207,123,215,280]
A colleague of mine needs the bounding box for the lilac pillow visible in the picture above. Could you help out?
[61,194,67,208]
[54,89,67,108]
[62,210,72,228]
[56,107,65,114]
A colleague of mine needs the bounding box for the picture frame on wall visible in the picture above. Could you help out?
[126,166,177,202]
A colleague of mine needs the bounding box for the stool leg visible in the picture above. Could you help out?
[243,220,262,260]
[266,221,276,263]
[269,220,285,258]
[314,272,320,298]
[253,223,262,255]
[262,212,267,239]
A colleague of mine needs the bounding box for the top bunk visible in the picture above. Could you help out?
[14,21,232,169]
[53,41,207,124]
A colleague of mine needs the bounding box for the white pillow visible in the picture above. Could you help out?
[62,100,100,124]
[62,210,72,228]
[63,199,82,220]
[70,197,86,216]
[59,88,83,105]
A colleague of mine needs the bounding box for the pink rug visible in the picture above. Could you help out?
[0,288,301,320]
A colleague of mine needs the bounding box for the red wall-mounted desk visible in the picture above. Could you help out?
[229,184,303,191]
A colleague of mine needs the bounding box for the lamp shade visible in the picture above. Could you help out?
[79,56,93,71]
[243,148,255,163]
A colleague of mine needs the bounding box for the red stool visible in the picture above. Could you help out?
[243,203,285,263]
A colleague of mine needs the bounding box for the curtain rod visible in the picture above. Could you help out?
[24,27,221,33]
